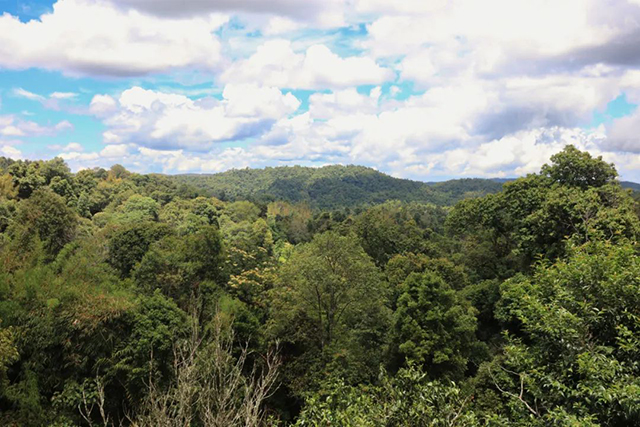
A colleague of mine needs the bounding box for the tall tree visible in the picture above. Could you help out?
[271,231,390,391]
[392,271,482,379]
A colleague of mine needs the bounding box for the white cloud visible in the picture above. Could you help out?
[438,127,605,177]
[8,0,640,183]
[605,110,640,153]
[356,0,448,15]
[227,86,638,180]
[49,142,84,152]
[89,95,118,117]
[308,88,380,119]
[221,40,393,89]
[91,84,300,150]
[0,0,228,76]
[0,115,73,137]
[59,151,99,162]
[50,92,77,99]
[100,144,130,158]
[363,0,620,61]
[14,87,82,111]
[136,146,256,173]
[13,88,45,101]
[0,144,23,159]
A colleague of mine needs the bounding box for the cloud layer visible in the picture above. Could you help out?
[3,0,640,181]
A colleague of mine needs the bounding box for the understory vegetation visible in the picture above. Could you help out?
[0,146,639,426]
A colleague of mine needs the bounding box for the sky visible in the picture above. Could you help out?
[1,0,640,181]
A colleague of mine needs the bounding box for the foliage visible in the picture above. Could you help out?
[447,145,640,280]
[175,165,503,209]
[11,188,77,259]
[483,241,640,425]
[0,147,638,425]
[295,365,477,426]
[107,222,171,278]
[270,231,390,394]
[392,271,483,379]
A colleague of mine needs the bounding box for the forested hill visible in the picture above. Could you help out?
[174,165,504,208]
[621,180,640,192]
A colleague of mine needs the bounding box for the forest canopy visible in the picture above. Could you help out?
[0,146,639,426]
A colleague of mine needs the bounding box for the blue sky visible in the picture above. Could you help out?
[1,0,640,181]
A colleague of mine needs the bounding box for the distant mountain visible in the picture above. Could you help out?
[621,181,640,192]
[174,165,640,209]
[175,165,504,209]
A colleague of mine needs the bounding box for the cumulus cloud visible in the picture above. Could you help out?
[58,143,262,174]
[221,40,393,89]
[90,84,300,150]
[263,16,304,35]
[436,127,606,178]
[0,143,23,159]
[605,110,640,153]
[234,87,635,180]
[0,0,228,76]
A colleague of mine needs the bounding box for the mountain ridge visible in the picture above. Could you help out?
[174,164,640,209]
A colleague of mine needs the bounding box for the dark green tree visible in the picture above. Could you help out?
[107,222,171,278]
[270,231,390,392]
[392,271,482,379]
[12,188,77,259]
[478,241,640,425]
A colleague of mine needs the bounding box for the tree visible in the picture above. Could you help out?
[159,197,220,235]
[447,146,639,279]
[133,312,280,427]
[107,222,172,278]
[118,195,160,223]
[295,365,477,427]
[8,158,73,199]
[108,291,189,407]
[270,231,390,392]
[541,145,617,189]
[481,241,640,425]
[392,271,482,379]
[12,188,77,258]
[354,201,442,266]
[133,226,224,304]
[0,174,17,200]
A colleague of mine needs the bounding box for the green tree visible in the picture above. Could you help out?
[354,201,443,266]
[118,195,160,223]
[447,146,639,279]
[109,291,188,406]
[271,231,390,392]
[107,222,172,278]
[133,225,224,304]
[12,188,77,258]
[541,145,617,189]
[392,271,482,379]
[295,365,478,426]
[480,241,640,425]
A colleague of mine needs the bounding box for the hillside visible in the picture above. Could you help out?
[174,165,504,209]
[621,181,640,192]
